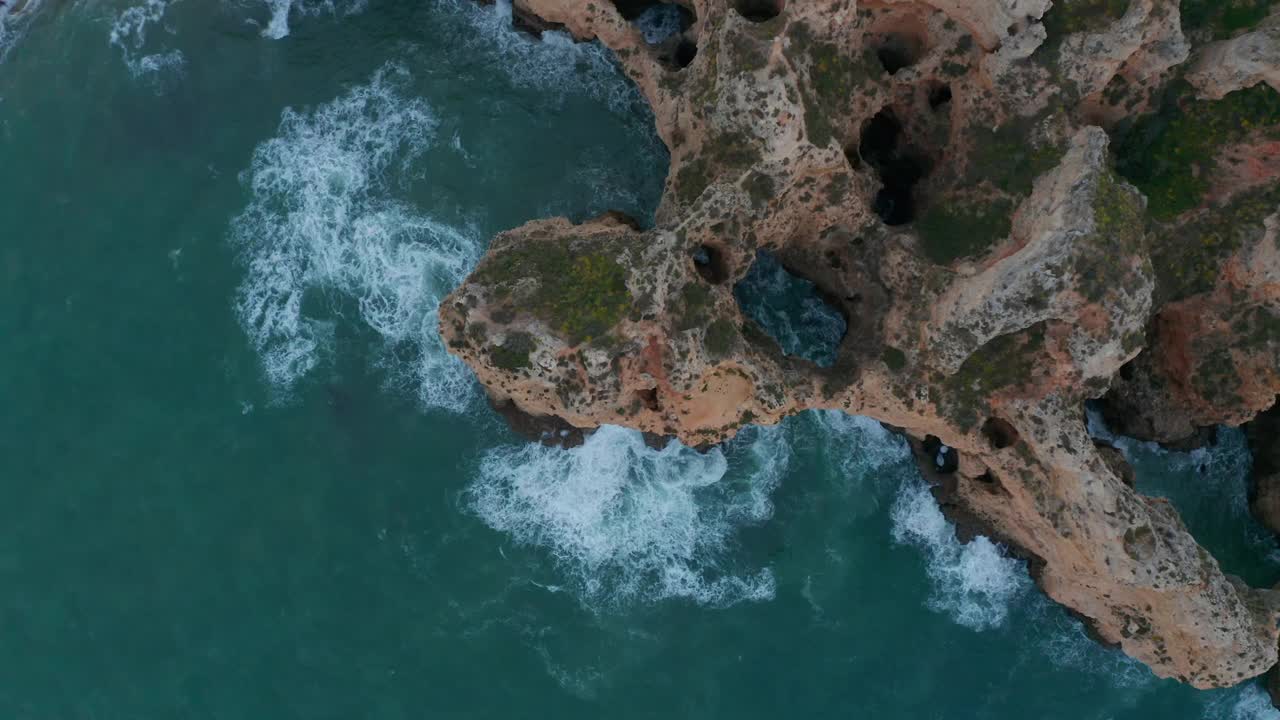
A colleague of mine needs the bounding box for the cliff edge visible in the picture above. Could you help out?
[441,0,1280,688]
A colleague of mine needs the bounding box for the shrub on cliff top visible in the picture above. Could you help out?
[1114,83,1280,220]
[476,240,632,345]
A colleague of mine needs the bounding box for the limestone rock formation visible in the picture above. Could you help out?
[441,0,1280,688]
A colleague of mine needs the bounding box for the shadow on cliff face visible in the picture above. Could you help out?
[731,0,782,23]
[733,251,846,367]
[858,109,929,226]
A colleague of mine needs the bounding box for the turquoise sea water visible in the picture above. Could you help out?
[3,1,1280,717]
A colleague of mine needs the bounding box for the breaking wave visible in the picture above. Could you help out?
[231,63,480,411]
[468,424,791,609]
[1204,684,1280,720]
[0,0,45,66]
[890,478,1030,630]
[108,0,184,79]
[259,0,367,40]
[438,0,649,116]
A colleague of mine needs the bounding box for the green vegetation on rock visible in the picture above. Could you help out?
[1180,0,1275,39]
[944,324,1047,429]
[788,23,883,148]
[676,131,762,205]
[1043,0,1131,37]
[476,240,632,345]
[491,331,536,370]
[965,120,1066,197]
[678,281,713,330]
[1114,83,1280,220]
[705,318,738,358]
[882,346,907,371]
[1149,185,1280,302]
[1074,171,1147,302]
[917,198,1014,265]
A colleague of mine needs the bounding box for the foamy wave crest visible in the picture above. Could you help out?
[810,411,911,474]
[260,0,368,40]
[109,0,185,79]
[231,64,480,411]
[0,0,45,65]
[439,0,647,115]
[1204,685,1280,720]
[890,480,1029,630]
[468,424,791,608]
[1030,596,1155,690]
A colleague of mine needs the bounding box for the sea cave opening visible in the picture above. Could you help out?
[612,0,697,68]
[733,250,846,367]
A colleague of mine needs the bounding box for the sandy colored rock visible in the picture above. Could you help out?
[443,0,1280,688]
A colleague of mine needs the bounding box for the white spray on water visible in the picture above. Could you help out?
[468,424,791,609]
[260,0,367,40]
[109,0,185,79]
[231,63,480,411]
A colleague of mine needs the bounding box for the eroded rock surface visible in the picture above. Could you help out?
[441,0,1280,688]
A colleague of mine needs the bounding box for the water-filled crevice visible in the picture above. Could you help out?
[858,109,928,226]
[733,250,846,367]
[732,0,782,22]
[614,0,697,69]
[1086,404,1280,587]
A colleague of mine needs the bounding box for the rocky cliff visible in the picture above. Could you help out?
[441,0,1280,688]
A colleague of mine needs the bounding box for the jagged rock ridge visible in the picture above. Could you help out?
[442,0,1280,689]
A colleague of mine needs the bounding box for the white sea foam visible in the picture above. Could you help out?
[108,0,185,79]
[259,0,367,40]
[439,0,648,115]
[468,424,790,608]
[1204,684,1280,720]
[810,410,911,475]
[1030,595,1156,690]
[231,64,480,411]
[890,479,1029,630]
[0,0,45,65]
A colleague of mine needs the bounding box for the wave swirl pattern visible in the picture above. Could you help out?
[469,424,791,609]
[231,64,479,411]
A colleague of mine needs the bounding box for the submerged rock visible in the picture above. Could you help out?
[442,0,1280,689]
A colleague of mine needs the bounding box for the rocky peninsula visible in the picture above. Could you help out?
[441,0,1280,690]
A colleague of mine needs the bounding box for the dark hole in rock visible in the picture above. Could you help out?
[691,244,728,284]
[1007,24,1018,36]
[923,435,959,474]
[732,0,782,23]
[843,144,861,170]
[859,109,927,225]
[733,250,846,367]
[982,417,1020,450]
[636,387,661,411]
[975,471,996,484]
[875,34,922,74]
[928,84,952,110]
[673,38,698,67]
[1119,360,1135,381]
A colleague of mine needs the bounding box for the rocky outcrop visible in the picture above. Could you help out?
[1187,13,1280,100]
[441,0,1280,688]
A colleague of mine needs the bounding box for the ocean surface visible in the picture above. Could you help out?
[3,1,1279,717]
